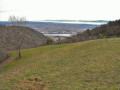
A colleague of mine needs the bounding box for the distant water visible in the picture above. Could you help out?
[36,20,109,25]
[44,34,72,37]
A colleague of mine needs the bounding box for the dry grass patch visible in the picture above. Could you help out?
[13,77,50,90]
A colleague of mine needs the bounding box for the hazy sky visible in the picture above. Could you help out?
[0,0,120,21]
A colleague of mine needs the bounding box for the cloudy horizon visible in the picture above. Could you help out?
[0,0,120,21]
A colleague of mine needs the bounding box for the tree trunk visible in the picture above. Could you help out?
[19,48,21,58]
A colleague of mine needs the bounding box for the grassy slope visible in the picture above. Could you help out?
[0,38,120,89]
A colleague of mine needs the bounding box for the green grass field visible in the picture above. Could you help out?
[0,38,120,89]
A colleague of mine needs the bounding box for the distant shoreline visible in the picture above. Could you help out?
[34,20,109,25]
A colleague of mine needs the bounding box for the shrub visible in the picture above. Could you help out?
[46,38,53,45]
[99,34,104,39]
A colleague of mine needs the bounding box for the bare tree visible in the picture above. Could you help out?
[8,16,26,26]
[8,16,27,58]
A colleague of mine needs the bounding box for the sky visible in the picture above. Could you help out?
[0,0,120,21]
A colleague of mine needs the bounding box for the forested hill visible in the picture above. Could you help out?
[0,25,48,49]
[63,19,120,43]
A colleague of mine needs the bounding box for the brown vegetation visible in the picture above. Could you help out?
[0,48,10,63]
[0,25,47,50]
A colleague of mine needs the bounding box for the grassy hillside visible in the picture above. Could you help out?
[0,38,120,89]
